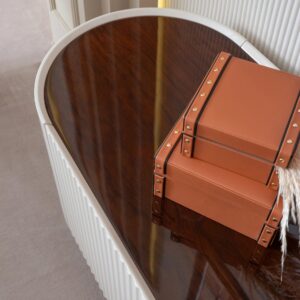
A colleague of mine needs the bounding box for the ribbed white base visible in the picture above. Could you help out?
[43,124,154,300]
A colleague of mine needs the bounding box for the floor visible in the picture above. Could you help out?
[0,1,104,299]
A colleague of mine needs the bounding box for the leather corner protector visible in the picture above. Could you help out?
[154,156,165,176]
[154,119,183,176]
[266,197,283,228]
[267,168,279,191]
[181,134,193,157]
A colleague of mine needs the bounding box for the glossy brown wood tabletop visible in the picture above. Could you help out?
[44,17,300,299]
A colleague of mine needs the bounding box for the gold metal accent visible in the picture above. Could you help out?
[279,158,285,163]
[207,80,212,85]
[186,125,191,130]
[156,179,161,183]
[166,143,171,148]
[220,56,225,60]
[271,182,276,186]
[184,149,189,154]
[262,239,267,243]
[158,0,166,8]
[174,130,179,134]
[298,109,300,113]
[185,138,190,143]
[200,93,205,97]
[155,190,160,193]
[213,68,219,72]
[156,164,161,169]
[192,107,198,112]
[293,123,298,128]
[287,139,293,144]
[272,217,278,222]
[266,229,271,234]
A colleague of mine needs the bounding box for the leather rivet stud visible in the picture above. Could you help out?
[192,107,198,112]
[272,217,278,222]
[271,182,276,186]
[220,56,225,60]
[184,149,189,154]
[213,68,219,72]
[298,109,300,113]
[186,125,191,130]
[207,80,212,85]
[174,130,179,134]
[279,158,285,163]
[156,164,161,169]
[155,190,160,194]
[185,138,190,143]
[166,143,172,148]
[266,229,271,234]
[287,139,293,144]
[293,123,298,128]
[200,93,205,97]
[262,239,267,243]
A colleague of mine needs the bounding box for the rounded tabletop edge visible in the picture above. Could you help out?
[34,7,276,125]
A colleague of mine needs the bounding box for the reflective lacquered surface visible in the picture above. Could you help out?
[44,17,300,299]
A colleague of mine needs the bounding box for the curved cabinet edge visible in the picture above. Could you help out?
[34,7,277,125]
[42,124,155,300]
[241,41,278,70]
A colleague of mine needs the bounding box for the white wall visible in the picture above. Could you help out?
[163,0,300,75]
[48,0,157,41]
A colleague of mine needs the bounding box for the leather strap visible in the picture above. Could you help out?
[182,52,231,157]
[154,120,183,177]
[274,93,300,168]
[265,196,283,228]
[267,168,279,191]
[257,196,283,247]
[154,118,183,197]
[181,134,193,157]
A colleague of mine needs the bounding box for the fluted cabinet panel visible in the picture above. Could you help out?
[43,124,154,300]
[164,0,300,75]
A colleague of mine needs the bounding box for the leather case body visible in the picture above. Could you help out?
[153,117,282,247]
[181,52,300,186]
[153,52,299,247]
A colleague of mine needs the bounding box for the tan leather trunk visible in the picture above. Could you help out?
[153,117,282,247]
[181,52,300,186]
[152,53,300,247]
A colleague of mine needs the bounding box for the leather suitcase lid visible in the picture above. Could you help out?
[195,57,300,162]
